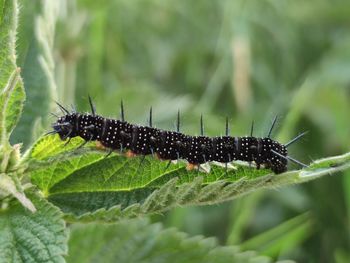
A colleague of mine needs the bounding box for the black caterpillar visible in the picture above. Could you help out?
[48,97,307,174]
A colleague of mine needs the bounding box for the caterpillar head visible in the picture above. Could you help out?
[52,114,78,140]
[270,143,288,174]
[255,138,288,174]
[263,139,288,174]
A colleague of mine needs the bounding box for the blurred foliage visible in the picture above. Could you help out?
[11,0,350,262]
[67,219,277,263]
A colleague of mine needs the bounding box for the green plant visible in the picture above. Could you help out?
[1,0,349,262]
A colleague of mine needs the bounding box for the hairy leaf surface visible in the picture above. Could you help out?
[0,0,25,142]
[0,193,67,263]
[26,135,350,221]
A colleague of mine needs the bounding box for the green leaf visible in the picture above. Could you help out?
[0,68,24,144]
[0,173,35,212]
[25,135,350,222]
[66,218,274,263]
[0,0,25,143]
[0,0,17,90]
[0,193,68,263]
[11,0,59,148]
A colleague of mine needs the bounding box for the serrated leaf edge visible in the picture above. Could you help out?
[63,151,350,223]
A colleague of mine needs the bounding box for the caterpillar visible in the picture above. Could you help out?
[48,97,307,174]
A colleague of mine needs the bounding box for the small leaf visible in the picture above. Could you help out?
[66,219,275,263]
[0,173,36,212]
[0,193,68,263]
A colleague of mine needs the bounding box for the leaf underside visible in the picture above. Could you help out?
[26,135,350,222]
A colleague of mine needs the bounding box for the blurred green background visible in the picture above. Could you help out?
[12,0,350,262]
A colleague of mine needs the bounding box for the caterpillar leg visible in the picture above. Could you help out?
[126,150,137,158]
[96,141,107,150]
[186,163,198,171]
